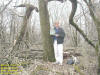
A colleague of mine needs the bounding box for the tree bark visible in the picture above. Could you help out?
[38,0,55,62]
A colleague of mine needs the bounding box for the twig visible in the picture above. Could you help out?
[0,0,13,14]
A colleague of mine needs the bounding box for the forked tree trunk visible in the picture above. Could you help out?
[8,4,38,62]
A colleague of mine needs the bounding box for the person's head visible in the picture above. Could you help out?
[54,21,59,28]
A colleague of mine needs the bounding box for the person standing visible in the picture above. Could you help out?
[51,21,65,65]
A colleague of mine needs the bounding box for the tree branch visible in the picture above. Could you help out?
[8,4,38,62]
[69,0,95,48]
[84,0,100,44]
[0,0,13,14]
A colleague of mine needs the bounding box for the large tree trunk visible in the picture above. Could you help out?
[38,0,55,62]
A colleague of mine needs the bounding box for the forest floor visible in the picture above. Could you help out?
[15,46,98,75]
[0,46,98,75]
[16,59,79,75]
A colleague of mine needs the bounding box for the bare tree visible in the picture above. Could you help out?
[8,4,38,62]
[69,0,95,48]
[83,0,100,74]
